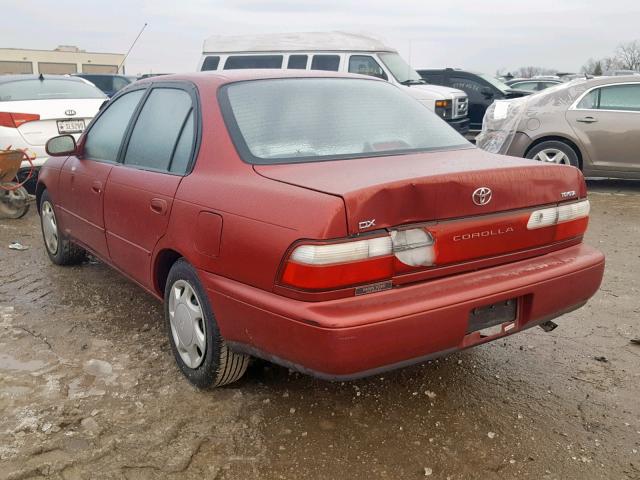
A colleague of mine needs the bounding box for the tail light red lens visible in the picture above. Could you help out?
[280,200,590,292]
[281,230,435,290]
[0,112,40,128]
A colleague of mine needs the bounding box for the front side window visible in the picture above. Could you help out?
[0,79,106,102]
[310,55,340,71]
[224,55,283,70]
[221,78,469,164]
[83,89,144,162]
[201,56,220,71]
[598,84,640,111]
[123,88,195,173]
[348,55,387,80]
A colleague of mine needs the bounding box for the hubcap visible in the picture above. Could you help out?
[168,280,206,369]
[533,148,569,164]
[41,201,59,254]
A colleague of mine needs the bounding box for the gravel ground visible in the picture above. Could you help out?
[0,179,639,480]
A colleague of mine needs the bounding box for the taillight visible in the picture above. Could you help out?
[527,200,590,229]
[281,229,434,290]
[280,200,590,292]
[0,112,40,128]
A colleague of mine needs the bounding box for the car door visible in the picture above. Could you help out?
[103,83,198,289]
[57,89,145,259]
[566,82,640,173]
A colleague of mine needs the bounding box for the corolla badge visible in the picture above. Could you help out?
[472,187,492,206]
[65,109,76,116]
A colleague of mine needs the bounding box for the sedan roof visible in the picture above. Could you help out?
[137,69,386,87]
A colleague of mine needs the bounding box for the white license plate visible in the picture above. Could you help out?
[57,119,85,134]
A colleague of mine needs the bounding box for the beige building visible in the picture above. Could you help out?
[0,45,125,75]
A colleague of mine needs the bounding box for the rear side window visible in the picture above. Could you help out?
[201,56,220,71]
[0,79,106,102]
[287,55,308,69]
[224,55,283,70]
[598,84,640,111]
[348,55,387,80]
[511,81,539,92]
[123,88,195,173]
[311,55,340,71]
[84,90,144,162]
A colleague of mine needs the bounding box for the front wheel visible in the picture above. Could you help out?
[164,259,250,388]
[526,140,580,168]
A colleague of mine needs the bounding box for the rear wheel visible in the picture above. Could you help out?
[526,140,580,168]
[164,259,249,388]
[39,190,86,265]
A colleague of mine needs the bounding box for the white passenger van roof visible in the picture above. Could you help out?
[202,32,397,54]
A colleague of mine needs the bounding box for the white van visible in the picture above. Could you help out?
[198,32,470,134]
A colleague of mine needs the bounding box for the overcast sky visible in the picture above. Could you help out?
[2,0,639,75]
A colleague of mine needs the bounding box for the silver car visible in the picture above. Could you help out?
[478,76,640,179]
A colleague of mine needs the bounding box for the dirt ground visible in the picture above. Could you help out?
[0,179,639,480]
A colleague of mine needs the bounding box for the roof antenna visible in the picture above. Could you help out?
[118,22,148,74]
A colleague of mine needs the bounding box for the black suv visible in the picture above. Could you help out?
[416,68,530,131]
[74,73,137,97]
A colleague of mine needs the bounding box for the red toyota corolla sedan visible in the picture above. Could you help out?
[37,71,605,388]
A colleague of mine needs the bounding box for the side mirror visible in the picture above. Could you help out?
[480,87,494,99]
[46,135,77,156]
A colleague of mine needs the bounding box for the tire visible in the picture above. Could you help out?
[39,190,86,265]
[164,259,249,388]
[526,140,580,168]
[0,186,30,219]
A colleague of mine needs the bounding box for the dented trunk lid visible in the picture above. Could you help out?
[253,148,586,236]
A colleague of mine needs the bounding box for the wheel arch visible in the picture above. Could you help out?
[153,248,185,298]
[35,181,47,214]
[524,135,583,169]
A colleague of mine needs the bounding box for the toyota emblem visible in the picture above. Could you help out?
[65,109,76,116]
[472,187,492,206]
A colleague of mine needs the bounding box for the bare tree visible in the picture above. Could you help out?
[616,40,640,70]
[581,58,604,75]
[515,66,558,78]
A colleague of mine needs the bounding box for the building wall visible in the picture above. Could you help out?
[0,47,125,75]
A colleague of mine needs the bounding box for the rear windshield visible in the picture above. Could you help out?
[0,78,106,102]
[220,78,469,164]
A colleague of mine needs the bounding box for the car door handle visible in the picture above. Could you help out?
[576,116,598,123]
[150,198,168,215]
[91,181,102,194]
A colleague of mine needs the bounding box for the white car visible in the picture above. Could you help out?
[0,74,107,182]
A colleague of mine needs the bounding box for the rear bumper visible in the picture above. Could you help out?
[447,117,470,134]
[201,243,604,380]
